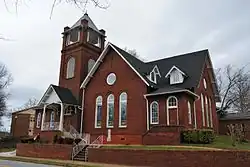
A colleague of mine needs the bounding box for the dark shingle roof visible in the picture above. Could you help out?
[111,43,212,96]
[51,85,78,105]
[70,13,101,34]
[220,112,250,120]
[146,50,208,89]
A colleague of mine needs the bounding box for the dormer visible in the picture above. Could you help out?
[147,65,161,84]
[165,66,186,84]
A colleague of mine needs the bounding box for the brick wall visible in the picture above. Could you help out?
[16,143,72,160]
[84,49,148,143]
[195,60,219,132]
[142,132,180,145]
[142,125,182,145]
[88,148,250,167]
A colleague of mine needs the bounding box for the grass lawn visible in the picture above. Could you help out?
[103,135,250,151]
[183,135,250,150]
[0,148,16,152]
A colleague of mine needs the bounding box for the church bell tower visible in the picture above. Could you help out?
[58,13,106,104]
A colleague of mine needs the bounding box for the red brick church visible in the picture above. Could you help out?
[30,13,220,145]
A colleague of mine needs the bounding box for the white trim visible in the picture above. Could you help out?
[59,103,64,131]
[165,65,186,78]
[95,96,102,129]
[144,89,199,98]
[80,43,150,89]
[209,98,213,128]
[166,96,178,126]
[148,65,161,84]
[119,92,127,128]
[80,89,84,135]
[145,97,149,130]
[106,94,114,128]
[201,93,205,126]
[187,101,192,124]
[149,101,159,124]
[205,96,209,127]
[37,85,62,105]
[194,101,197,129]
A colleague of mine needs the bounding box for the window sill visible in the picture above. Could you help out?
[106,126,114,128]
[119,126,127,128]
[95,126,101,129]
[150,122,159,125]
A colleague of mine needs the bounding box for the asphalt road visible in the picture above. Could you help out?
[0,160,61,167]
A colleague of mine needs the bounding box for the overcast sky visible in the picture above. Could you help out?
[1,0,250,130]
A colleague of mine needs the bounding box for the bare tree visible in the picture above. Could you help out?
[216,64,250,116]
[4,0,110,19]
[22,97,38,109]
[230,72,250,113]
[0,63,12,126]
[123,47,146,61]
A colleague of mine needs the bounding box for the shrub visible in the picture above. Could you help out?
[181,129,215,144]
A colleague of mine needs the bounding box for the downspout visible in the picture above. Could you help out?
[80,89,85,136]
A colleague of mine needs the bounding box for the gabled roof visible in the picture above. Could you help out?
[145,49,208,89]
[70,13,101,34]
[51,85,78,105]
[38,84,78,105]
[80,43,151,88]
[80,43,219,100]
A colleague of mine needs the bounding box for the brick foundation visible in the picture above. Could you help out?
[88,148,250,167]
[16,143,72,160]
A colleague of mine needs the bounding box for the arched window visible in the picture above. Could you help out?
[88,59,95,73]
[50,111,55,128]
[205,96,209,127]
[167,96,178,108]
[106,94,114,128]
[95,96,102,128]
[119,92,127,128]
[201,94,205,126]
[36,113,41,128]
[150,101,159,124]
[66,57,75,79]
[209,98,213,128]
[188,101,192,124]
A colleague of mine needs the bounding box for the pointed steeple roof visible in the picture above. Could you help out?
[71,13,99,32]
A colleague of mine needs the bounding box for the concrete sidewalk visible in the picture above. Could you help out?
[0,156,140,167]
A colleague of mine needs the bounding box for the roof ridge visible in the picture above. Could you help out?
[109,43,146,64]
[145,49,209,64]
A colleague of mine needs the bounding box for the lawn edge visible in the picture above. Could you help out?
[0,156,99,167]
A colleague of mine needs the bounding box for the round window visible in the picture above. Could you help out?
[107,73,116,85]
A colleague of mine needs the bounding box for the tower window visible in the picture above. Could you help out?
[66,57,75,79]
[66,29,80,45]
[87,30,101,48]
[88,59,95,73]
